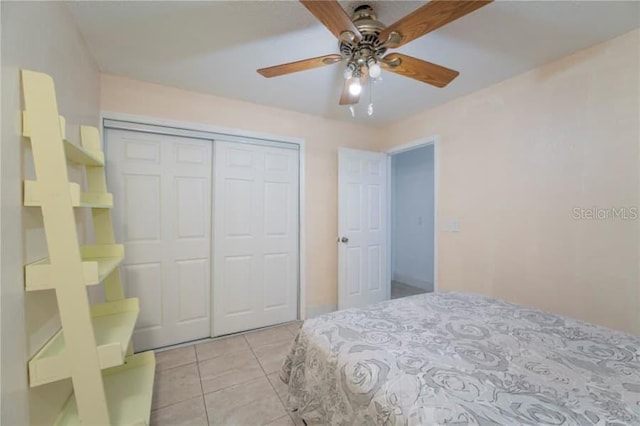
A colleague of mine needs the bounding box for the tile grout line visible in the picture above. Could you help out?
[244,334,295,425]
[154,340,197,371]
[151,360,203,412]
[196,340,266,422]
[244,333,269,379]
[194,346,212,426]
[151,394,206,414]
[198,337,266,397]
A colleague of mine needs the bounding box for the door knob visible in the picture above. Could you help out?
[340,237,349,243]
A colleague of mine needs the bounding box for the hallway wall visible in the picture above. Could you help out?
[391,145,435,291]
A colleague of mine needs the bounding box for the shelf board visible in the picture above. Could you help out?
[22,111,105,166]
[24,181,113,208]
[55,351,155,426]
[63,138,105,167]
[29,298,139,387]
[25,244,124,291]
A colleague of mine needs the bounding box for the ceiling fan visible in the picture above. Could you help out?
[257,0,493,111]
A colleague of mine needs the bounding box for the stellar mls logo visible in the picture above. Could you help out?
[572,206,638,220]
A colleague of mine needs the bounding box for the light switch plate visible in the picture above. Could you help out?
[441,219,460,232]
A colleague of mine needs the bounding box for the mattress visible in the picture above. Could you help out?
[280,292,640,425]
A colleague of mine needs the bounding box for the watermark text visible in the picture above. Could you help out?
[572,207,638,220]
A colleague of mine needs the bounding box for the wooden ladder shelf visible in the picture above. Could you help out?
[21,70,155,425]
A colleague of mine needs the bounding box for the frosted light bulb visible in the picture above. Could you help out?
[343,68,353,80]
[349,105,355,117]
[367,103,373,116]
[348,79,362,96]
[368,63,381,79]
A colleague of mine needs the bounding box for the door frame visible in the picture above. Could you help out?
[99,111,307,324]
[386,135,439,293]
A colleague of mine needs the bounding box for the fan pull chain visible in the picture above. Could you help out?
[367,77,374,116]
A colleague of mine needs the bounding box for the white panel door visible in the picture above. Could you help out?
[213,141,298,336]
[106,129,212,350]
[338,148,389,310]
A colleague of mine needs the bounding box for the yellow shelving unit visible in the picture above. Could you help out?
[28,298,140,387]
[25,244,124,291]
[21,69,155,425]
[56,352,156,426]
[23,112,106,166]
[24,181,114,208]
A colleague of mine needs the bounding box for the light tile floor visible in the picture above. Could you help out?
[150,322,304,426]
[390,280,428,299]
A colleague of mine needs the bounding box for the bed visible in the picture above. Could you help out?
[280,292,640,425]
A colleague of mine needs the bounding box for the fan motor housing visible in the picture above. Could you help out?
[339,4,387,62]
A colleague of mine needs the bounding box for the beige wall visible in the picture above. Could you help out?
[101,74,385,314]
[1,2,101,425]
[380,29,640,335]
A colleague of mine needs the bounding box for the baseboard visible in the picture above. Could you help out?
[392,273,434,292]
[305,303,338,319]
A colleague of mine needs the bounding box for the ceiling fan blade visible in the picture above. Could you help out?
[379,0,492,48]
[257,54,342,78]
[382,53,459,88]
[339,72,368,105]
[300,0,362,42]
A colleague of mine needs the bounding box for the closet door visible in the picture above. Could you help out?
[106,129,212,350]
[213,141,299,336]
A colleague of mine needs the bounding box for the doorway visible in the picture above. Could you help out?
[389,142,436,299]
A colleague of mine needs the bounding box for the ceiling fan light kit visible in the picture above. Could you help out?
[368,60,381,79]
[348,78,362,96]
[257,0,493,117]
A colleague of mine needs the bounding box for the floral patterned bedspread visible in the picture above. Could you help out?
[280,292,640,425]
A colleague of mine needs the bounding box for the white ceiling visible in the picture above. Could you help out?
[66,1,639,124]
